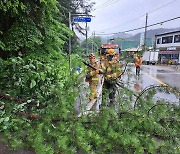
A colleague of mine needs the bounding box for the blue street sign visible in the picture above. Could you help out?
[73,17,91,22]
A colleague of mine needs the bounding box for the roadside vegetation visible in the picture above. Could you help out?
[0,0,179,153]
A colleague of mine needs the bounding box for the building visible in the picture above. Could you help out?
[155,30,180,64]
[114,38,153,50]
[123,47,140,57]
[121,47,142,61]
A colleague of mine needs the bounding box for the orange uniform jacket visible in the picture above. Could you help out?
[134,57,142,67]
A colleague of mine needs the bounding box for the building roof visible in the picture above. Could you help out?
[155,30,180,37]
[124,47,141,52]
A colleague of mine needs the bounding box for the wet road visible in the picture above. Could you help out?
[142,65,180,90]
[122,64,180,104]
[75,64,180,114]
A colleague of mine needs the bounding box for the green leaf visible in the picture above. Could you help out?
[3,126,7,130]
[4,117,9,122]
[0,118,4,123]
[30,79,36,88]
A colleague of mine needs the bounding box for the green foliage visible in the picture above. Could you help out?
[0,55,179,153]
[4,18,43,51]
[0,40,5,50]
[81,36,102,53]
[0,0,72,57]
[0,0,25,14]
[0,0,179,154]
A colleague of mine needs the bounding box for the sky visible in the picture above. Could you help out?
[79,0,180,38]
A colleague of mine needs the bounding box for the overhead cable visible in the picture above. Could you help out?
[148,0,179,14]
[95,16,180,36]
[95,0,116,9]
[95,0,179,32]
[95,0,120,10]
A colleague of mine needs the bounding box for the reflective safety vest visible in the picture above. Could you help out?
[101,59,121,80]
[86,61,99,82]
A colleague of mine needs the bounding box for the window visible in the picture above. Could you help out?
[157,38,161,44]
[174,35,180,43]
[172,54,178,59]
[162,36,173,44]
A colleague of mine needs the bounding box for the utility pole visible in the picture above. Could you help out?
[85,22,88,55]
[69,12,93,59]
[93,31,95,52]
[144,13,148,52]
[85,7,88,55]
[144,13,150,64]
[68,12,72,72]
[91,31,95,52]
[91,32,93,52]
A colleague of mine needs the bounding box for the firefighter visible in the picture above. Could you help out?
[134,54,143,75]
[115,48,121,60]
[101,48,121,106]
[85,53,99,101]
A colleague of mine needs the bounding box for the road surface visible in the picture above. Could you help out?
[122,64,180,104]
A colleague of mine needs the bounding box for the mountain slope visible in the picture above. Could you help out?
[126,27,180,41]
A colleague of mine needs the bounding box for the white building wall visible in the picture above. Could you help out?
[156,32,180,49]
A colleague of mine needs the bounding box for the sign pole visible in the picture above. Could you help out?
[91,32,93,52]
[71,15,93,56]
[86,22,88,55]
[69,12,72,72]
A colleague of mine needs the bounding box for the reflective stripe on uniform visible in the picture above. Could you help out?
[92,78,99,81]
[102,66,106,70]
[90,71,93,76]
[107,67,111,72]
[112,73,117,78]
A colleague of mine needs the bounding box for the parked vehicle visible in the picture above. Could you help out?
[142,51,158,65]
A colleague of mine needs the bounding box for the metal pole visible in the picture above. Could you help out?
[144,13,148,52]
[94,31,95,52]
[144,13,150,64]
[92,31,95,52]
[91,32,93,52]
[85,22,88,55]
[69,12,72,72]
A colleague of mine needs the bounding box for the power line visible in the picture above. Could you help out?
[96,14,145,33]
[95,0,116,8]
[95,0,120,10]
[148,0,179,14]
[100,0,120,8]
[94,0,116,9]
[95,0,179,32]
[95,16,180,36]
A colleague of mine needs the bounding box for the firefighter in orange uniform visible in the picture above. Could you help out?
[101,49,121,106]
[85,53,99,101]
[134,54,143,75]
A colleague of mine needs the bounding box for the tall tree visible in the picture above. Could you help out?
[81,36,102,53]
[0,0,73,59]
[59,0,95,35]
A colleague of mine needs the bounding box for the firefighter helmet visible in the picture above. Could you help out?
[106,48,115,56]
[88,53,95,59]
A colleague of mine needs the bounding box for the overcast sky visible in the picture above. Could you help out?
[79,0,180,38]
